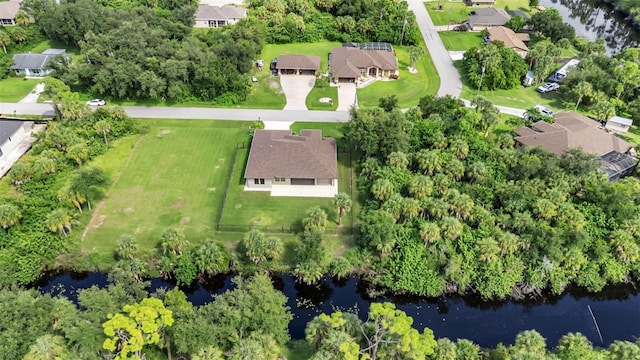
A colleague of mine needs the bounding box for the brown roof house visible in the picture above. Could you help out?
[467,8,511,30]
[487,26,529,57]
[515,111,638,180]
[330,43,398,84]
[275,55,321,76]
[244,129,338,197]
[0,0,21,26]
[194,5,246,28]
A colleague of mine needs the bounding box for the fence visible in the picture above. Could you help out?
[215,141,356,236]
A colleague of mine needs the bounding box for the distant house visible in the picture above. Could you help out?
[467,8,511,30]
[9,49,68,77]
[194,5,246,28]
[0,0,21,26]
[244,129,338,198]
[487,26,529,57]
[330,42,398,83]
[465,0,496,6]
[275,55,321,75]
[605,116,633,134]
[0,120,28,159]
[514,111,638,181]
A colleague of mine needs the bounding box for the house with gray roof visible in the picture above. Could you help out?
[467,7,511,30]
[275,55,321,75]
[244,129,338,197]
[605,116,633,134]
[0,1,21,26]
[0,119,34,179]
[10,49,68,77]
[330,44,398,84]
[194,5,246,28]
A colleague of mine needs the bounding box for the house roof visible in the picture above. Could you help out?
[0,119,23,145]
[514,111,633,156]
[0,1,20,20]
[195,5,246,21]
[468,8,511,26]
[467,0,496,3]
[244,129,337,179]
[275,55,321,71]
[488,26,528,52]
[10,49,66,70]
[330,47,398,79]
[608,116,633,127]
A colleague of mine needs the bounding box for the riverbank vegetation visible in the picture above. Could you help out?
[348,95,640,299]
[2,276,640,359]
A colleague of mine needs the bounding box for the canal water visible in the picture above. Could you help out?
[539,0,640,54]
[37,272,640,349]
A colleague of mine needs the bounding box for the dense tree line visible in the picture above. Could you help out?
[463,42,529,91]
[601,0,640,24]
[1,282,640,359]
[347,95,640,299]
[24,0,265,104]
[248,0,421,44]
[0,79,137,285]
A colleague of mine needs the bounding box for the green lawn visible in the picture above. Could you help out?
[260,42,339,73]
[425,0,534,26]
[306,79,338,111]
[454,60,566,111]
[439,31,484,51]
[357,45,440,108]
[81,120,252,255]
[0,77,41,102]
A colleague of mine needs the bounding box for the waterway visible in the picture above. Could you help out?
[37,272,640,349]
[539,0,640,54]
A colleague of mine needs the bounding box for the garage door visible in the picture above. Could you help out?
[291,178,315,185]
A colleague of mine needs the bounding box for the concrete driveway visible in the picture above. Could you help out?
[280,75,315,110]
[337,83,357,111]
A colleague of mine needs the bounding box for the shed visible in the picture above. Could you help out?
[605,116,633,134]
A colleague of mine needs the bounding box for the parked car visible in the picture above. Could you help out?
[537,82,559,93]
[534,104,554,117]
[524,105,554,121]
[86,99,106,106]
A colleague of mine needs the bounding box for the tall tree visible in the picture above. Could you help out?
[46,208,72,236]
[572,81,593,110]
[95,120,111,144]
[160,228,189,256]
[0,203,22,229]
[303,206,328,233]
[408,46,425,70]
[0,30,11,53]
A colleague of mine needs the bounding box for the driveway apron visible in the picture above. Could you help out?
[280,75,315,110]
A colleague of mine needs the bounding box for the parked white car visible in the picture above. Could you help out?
[537,83,560,94]
[86,99,106,106]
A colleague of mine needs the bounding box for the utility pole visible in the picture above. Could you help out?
[447,7,452,31]
[400,17,408,45]
[477,61,486,97]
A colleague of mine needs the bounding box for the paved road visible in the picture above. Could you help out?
[0,103,351,122]
[407,0,462,98]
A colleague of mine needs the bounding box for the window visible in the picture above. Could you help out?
[254,178,265,185]
[274,177,285,183]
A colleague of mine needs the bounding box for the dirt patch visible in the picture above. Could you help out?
[235,204,242,209]
[180,217,191,225]
[269,79,280,89]
[81,201,106,240]
[157,129,171,138]
[170,197,185,209]
[218,158,225,162]
[124,207,134,214]
[215,165,220,169]
[208,187,216,191]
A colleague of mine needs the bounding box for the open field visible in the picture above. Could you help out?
[81,120,252,255]
[357,45,440,108]
[439,31,484,51]
[0,77,40,102]
[454,61,566,110]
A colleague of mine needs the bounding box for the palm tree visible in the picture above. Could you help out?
[609,229,640,264]
[10,27,27,44]
[466,161,487,183]
[0,30,11,53]
[192,346,224,360]
[408,46,426,70]
[449,138,469,159]
[399,197,421,223]
[23,334,68,360]
[46,208,72,236]
[415,149,441,175]
[160,227,189,256]
[302,206,328,233]
[66,142,89,165]
[371,178,395,201]
[480,110,500,136]
[94,120,111,144]
[471,95,492,113]
[33,156,56,175]
[0,203,21,229]
[445,158,465,181]
[116,234,138,260]
[293,261,324,285]
[14,10,30,26]
[193,240,226,276]
[440,217,463,240]
[497,231,522,256]
[387,151,409,169]
[533,198,557,220]
[419,221,440,246]
[449,193,474,220]
[476,237,500,263]
[592,99,616,122]
[572,81,593,110]
[332,192,352,225]
[408,175,433,200]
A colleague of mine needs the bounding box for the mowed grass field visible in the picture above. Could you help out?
[0,77,40,102]
[82,120,252,254]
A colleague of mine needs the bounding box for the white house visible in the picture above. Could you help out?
[194,5,246,28]
[10,49,68,77]
[244,129,338,198]
[605,116,633,134]
[0,120,28,158]
[0,0,21,26]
